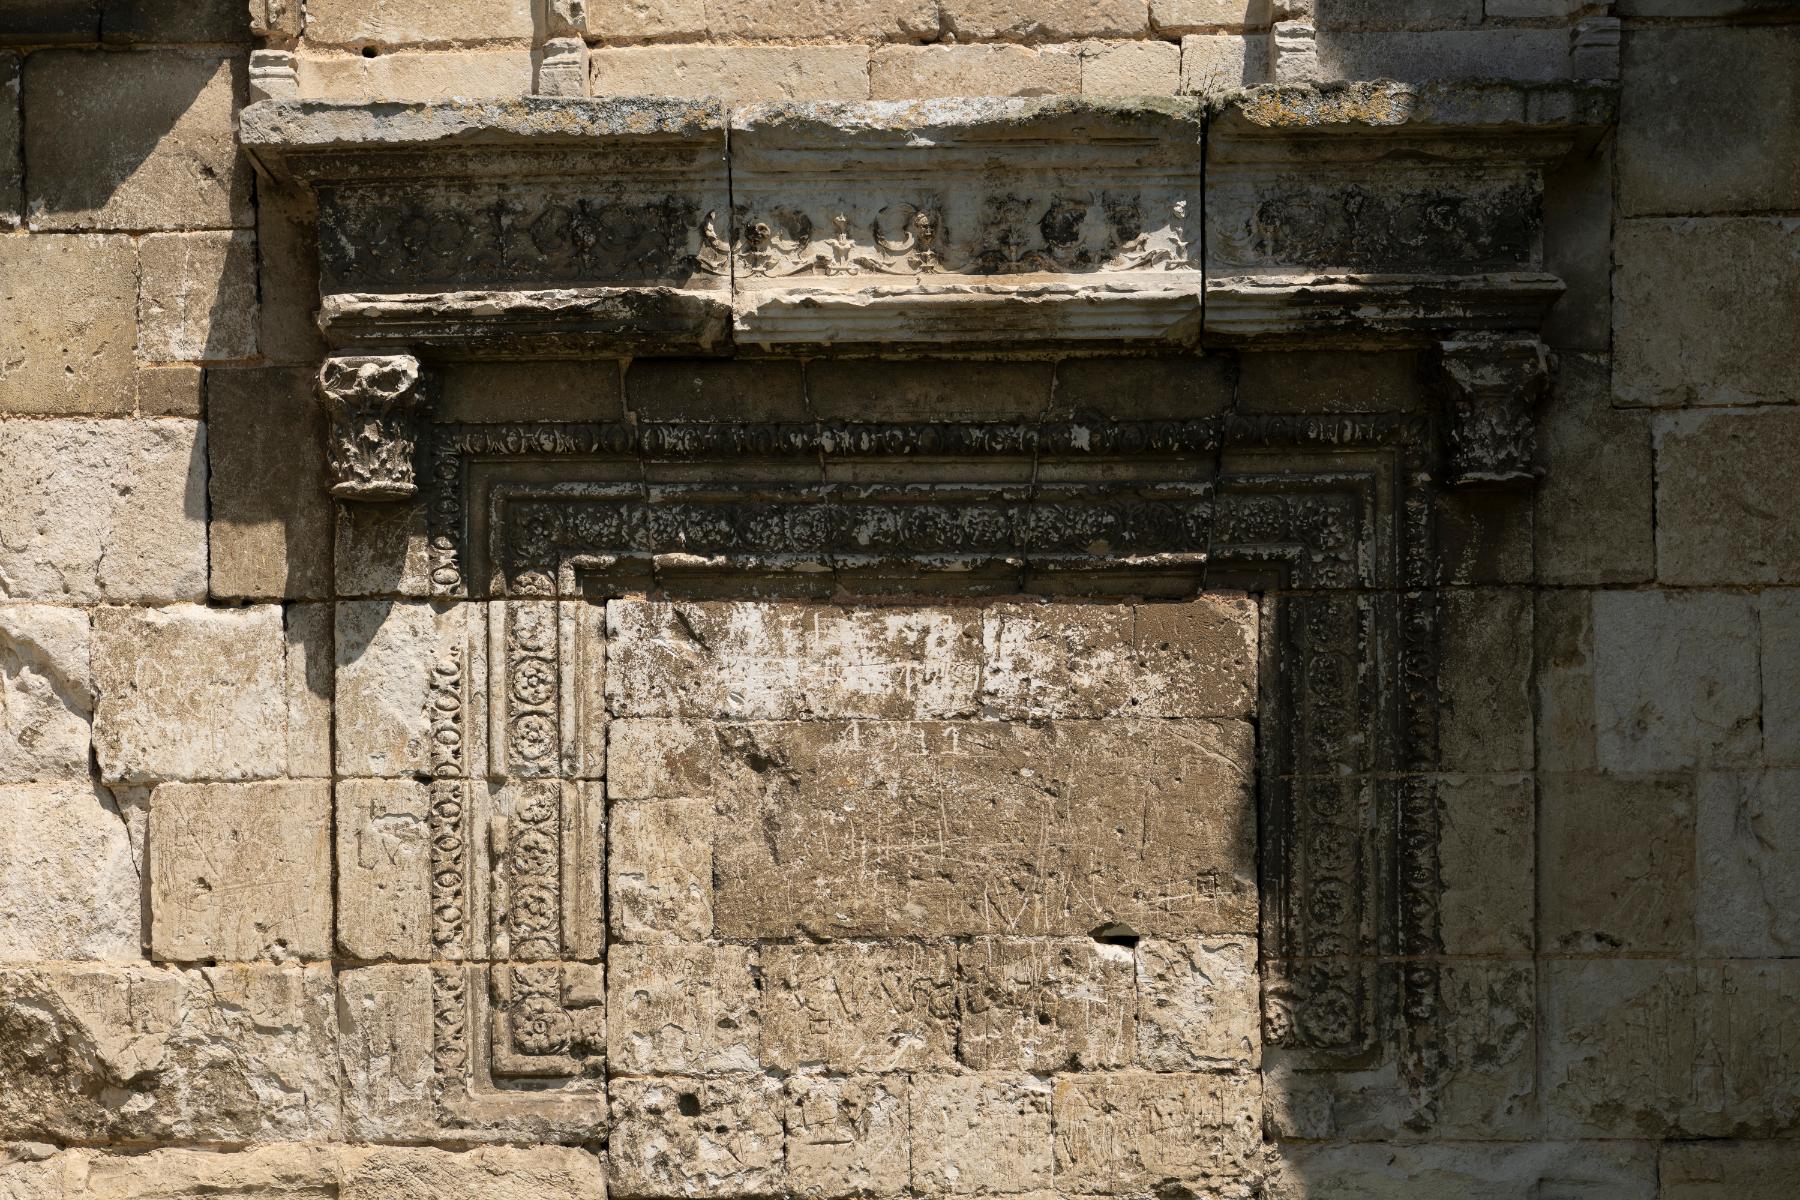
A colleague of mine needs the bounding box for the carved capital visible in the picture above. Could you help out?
[1436,335,1549,487]
[317,354,428,501]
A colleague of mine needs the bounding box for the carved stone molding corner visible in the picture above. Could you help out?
[1435,334,1550,488]
[316,353,430,501]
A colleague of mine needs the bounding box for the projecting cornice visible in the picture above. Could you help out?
[240,81,1614,357]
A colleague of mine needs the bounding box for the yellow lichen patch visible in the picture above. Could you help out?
[1239,81,1415,129]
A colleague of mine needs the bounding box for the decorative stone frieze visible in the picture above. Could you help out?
[316,353,428,501]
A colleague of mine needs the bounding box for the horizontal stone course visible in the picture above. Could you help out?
[592,44,872,101]
[0,233,137,416]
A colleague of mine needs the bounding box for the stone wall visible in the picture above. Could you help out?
[2,2,1799,1198]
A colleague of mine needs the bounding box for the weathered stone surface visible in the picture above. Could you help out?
[606,601,982,720]
[625,359,804,423]
[610,1075,784,1198]
[135,363,204,417]
[711,0,939,41]
[0,783,139,960]
[1180,32,1268,93]
[1154,0,1270,32]
[1079,39,1181,95]
[910,1073,1052,1195]
[809,360,1055,423]
[592,45,871,101]
[0,604,90,782]
[1310,28,1570,82]
[1431,962,1539,1136]
[0,234,136,415]
[1136,936,1259,1070]
[294,49,534,101]
[23,50,249,231]
[1437,774,1533,955]
[1546,959,1800,1137]
[610,798,712,944]
[1591,589,1760,771]
[441,361,625,424]
[607,943,761,1074]
[870,44,1081,99]
[150,781,332,961]
[0,54,19,228]
[1054,1071,1263,1194]
[1236,350,1420,414]
[341,1146,606,1200]
[1660,1140,1800,1200]
[691,719,1256,938]
[1765,590,1800,766]
[763,942,957,1072]
[1618,25,1799,217]
[1698,770,1800,958]
[786,1075,911,1197]
[208,367,333,600]
[1535,588,1597,773]
[1268,1141,1656,1199]
[943,0,1148,40]
[1535,353,1653,585]
[49,1144,339,1198]
[335,601,470,777]
[1438,588,1533,773]
[584,0,707,40]
[959,937,1134,1070]
[0,418,206,602]
[98,0,249,43]
[137,232,258,363]
[1616,219,1800,408]
[1051,354,1234,419]
[335,780,432,960]
[1655,408,1800,584]
[978,598,1256,718]
[335,964,437,1142]
[0,963,339,1143]
[301,0,535,46]
[93,604,298,783]
[1541,773,1693,954]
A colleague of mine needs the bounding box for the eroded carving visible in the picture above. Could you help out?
[316,353,427,501]
[1437,335,1550,486]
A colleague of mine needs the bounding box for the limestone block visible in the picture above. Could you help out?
[0,54,18,228]
[149,781,331,962]
[1591,589,1760,771]
[255,187,325,368]
[605,719,720,800]
[342,1146,606,1200]
[606,601,982,720]
[1180,33,1268,93]
[0,234,136,415]
[607,943,761,1074]
[208,367,334,600]
[1052,355,1235,419]
[1431,962,1538,1136]
[1655,408,1800,583]
[336,964,438,1142]
[0,604,90,782]
[0,418,206,602]
[1311,0,1482,25]
[335,499,435,598]
[1438,589,1533,773]
[335,779,433,960]
[137,232,258,363]
[285,603,332,776]
[959,937,1134,1071]
[978,597,1256,718]
[1080,39,1182,95]
[1764,591,1800,765]
[1236,351,1420,414]
[0,783,140,960]
[1054,1072,1263,1193]
[1311,29,1569,81]
[1660,1140,1800,1200]
[59,1145,341,1198]
[1154,0,1270,31]
[97,0,249,42]
[809,360,1055,423]
[609,1075,784,1198]
[1535,589,1596,773]
[707,719,1257,938]
[1437,774,1533,955]
[585,0,708,40]
[24,50,249,231]
[942,0,1149,41]
[625,359,804,423]
[295,49,535,101]
[442,361,626,424]
[763,942,957,1073]
[1541,773,1693,954]
[1616,219,1800,408]
[711,0,940,41]
[910,1073,1052,1195]
[1268,1141,1656,1199]
[93,604,296,784]
[592,45,871,102]
[0,963,340,1143]
[301,0,535,46]
[870,44,1081,99]
[1619,26,1800,217]
[1535,354,1654,585]
[1545,959,1800,1137]
[1136,936,1259,1070]
[335,601,470,777]
[786,1075,911,1198]
[136,363,204,417]
[610,798,712,944]
[1698,770,1800,958]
